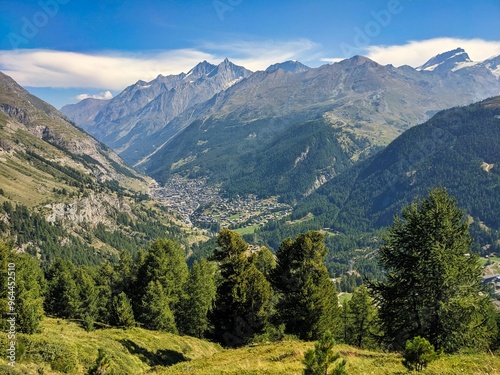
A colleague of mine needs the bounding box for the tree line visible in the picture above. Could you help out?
[1,188,499,356]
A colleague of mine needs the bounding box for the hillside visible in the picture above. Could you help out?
[2,318,499,375]
[0,317,221,374]
[288,96,500,253]
[0,72,191,265]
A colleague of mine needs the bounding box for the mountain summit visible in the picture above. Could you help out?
[61,59,252,156]
[265,60,310,73]
[417,47,472,72]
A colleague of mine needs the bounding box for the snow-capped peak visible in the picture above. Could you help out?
[417,48,472,72]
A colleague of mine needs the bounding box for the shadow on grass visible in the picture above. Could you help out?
[119,339,188,366]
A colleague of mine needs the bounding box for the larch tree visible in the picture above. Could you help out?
[371,188,497,352]
[272,231,341,340]
[345,285,378,349]
[211,229,272,346]
[177,258,217,338]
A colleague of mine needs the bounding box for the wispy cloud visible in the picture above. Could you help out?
[0,38,319,90]
[322,38,500,67]
[75,90,113,101]
[202,38,320,70]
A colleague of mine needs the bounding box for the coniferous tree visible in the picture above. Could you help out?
[178,259,216,338]
[136,239,188,323]
[45,259,80,319]
[94,261,115,325]
[303,330,347,375]
[254,246,276,280]
[15,255,45,334]
[345,285,378,349]
[141,280,177,332]
[0,241,10,331]
[113,291,135,329]
[211,230,272,346]
[0,243,45,334]
[272,231,340,340]
[75,267,99,331]
[371,188,497,352]
[402,336,437,372]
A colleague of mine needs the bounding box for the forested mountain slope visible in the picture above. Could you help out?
[289,96,500,253]
[0,72,187,265]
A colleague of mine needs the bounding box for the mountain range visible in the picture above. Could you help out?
[61,49,500,201]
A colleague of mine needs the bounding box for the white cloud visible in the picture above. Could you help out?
[364,38,500,67]
[321,38,500,68]
[75,90,113,101]
[0,49,215,89]
[0,39,319,90]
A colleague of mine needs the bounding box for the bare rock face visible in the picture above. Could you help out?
[45,192,132,229]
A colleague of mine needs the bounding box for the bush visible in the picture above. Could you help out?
[303,330,347,375]
[403,336,437,372]
[20,336,78,374]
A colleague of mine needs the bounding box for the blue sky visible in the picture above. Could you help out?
[1,0,499,108]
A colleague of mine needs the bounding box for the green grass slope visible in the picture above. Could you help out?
[0,317,221,374]
[2,318,498,375]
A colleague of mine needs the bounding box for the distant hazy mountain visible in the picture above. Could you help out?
[265,60,310,73]
[295,96,500,241]
[61,59,252,155]
[141,51,500,200]
[61,97,110,128]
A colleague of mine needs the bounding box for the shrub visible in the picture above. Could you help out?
[403,336,437,372]
[303,330,347,375]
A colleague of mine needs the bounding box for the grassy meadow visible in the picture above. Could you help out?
[1,317,499,374]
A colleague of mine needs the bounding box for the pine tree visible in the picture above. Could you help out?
[177,259,216,338]
[303,330,347,375]
[141,280,177,332]
[75,267,99,331]
[254,246,276,280]
[345,285,378,349]
[95,261,115,325]
[272,231,340,340]
[0,244,45,334]
[402,336,437,372]
[136,239,188,323]
[113,292,135,329]
[15,254,45,334]
[211,230,272,346]
[371,188,497,352]
[45,259,80,319]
